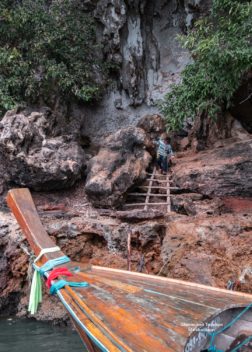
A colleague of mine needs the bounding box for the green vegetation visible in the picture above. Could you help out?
[160,0,252,130]
[0,0,105,115]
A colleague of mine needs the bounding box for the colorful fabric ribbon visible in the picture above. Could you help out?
[28,247,70,315]
[49,279,89,295]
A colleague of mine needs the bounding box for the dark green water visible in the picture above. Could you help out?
[0,318,85,352]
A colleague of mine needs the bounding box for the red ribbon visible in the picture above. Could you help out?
[46,267,73,289]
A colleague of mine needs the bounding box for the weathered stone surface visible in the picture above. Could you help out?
[161,213,252,290]
[172,194,224,216]
[79,0,197,141]
[188,112,251,152]
[136,114,166,140]
[231,72,252,133]
[173,139,252,197]
[0,212,27,315]
[85,127,152,207]
[0,108,86,191]
[222,197,252,213]
[95,0,127,65]
[100,209,165,222]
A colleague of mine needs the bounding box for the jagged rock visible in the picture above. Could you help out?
[95,0,127,65]
[172,194,224,216]
[230,71,252,133]
[0,108,86,191]
[222,197,252,213]
[100,209,165,222]
[0,211,27,315]
[79,0,215,140]
[188,112,251,151]
[189,112,233,151]
[85,127,152,208]
[184,0,212,28]
[161,213,252,289]
[137,114,165,139]
[173,139,252,197]
[178,137,190,151]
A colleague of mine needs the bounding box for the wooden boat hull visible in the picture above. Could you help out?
[7,189,252,351]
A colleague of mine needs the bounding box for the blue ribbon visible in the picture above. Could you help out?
[34,255,70,275]
[50,279,89,294]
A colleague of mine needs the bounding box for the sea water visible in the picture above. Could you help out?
[0,318,85,352]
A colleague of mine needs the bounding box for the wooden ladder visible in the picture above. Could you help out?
[125,168,175,213]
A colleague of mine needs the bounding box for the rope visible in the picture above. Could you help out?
[207,303,252,352]
[231,335,252,352]
[34,246,60,264]
[50,279,89,295]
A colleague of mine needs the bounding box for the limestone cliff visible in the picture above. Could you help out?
[73,0,213,141]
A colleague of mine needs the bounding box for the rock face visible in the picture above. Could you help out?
[85,127,152,207]
[78,0,213,141]
[187,112,251,151]
[173,139,252,197]
[161,213,252,290]
[0,108,86,192]
[0,212,27,316]
[136,114,166,140]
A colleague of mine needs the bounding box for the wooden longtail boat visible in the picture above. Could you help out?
[7,188,252,352]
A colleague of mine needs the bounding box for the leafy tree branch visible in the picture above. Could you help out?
[160,0,252,130]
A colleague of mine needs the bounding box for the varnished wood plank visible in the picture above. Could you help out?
[6,189,64,263]
[65,273,193,345]
[60,289,125,352]
[74,272,215,327]
[72,286,181,351]
[65,286,133,352]
[70,317,100,352]
[91,266,252,301]
[108,274,235,307]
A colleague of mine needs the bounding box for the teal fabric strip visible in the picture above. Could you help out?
[50,279,89,294]
[34,255,70,275]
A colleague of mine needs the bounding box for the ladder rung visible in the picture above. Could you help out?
[125,202,171,206]
[139,186,179,190]
[146,179,170,182]
[128,193,167,197]
[146,172,172,176]
[146,172,171,177]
